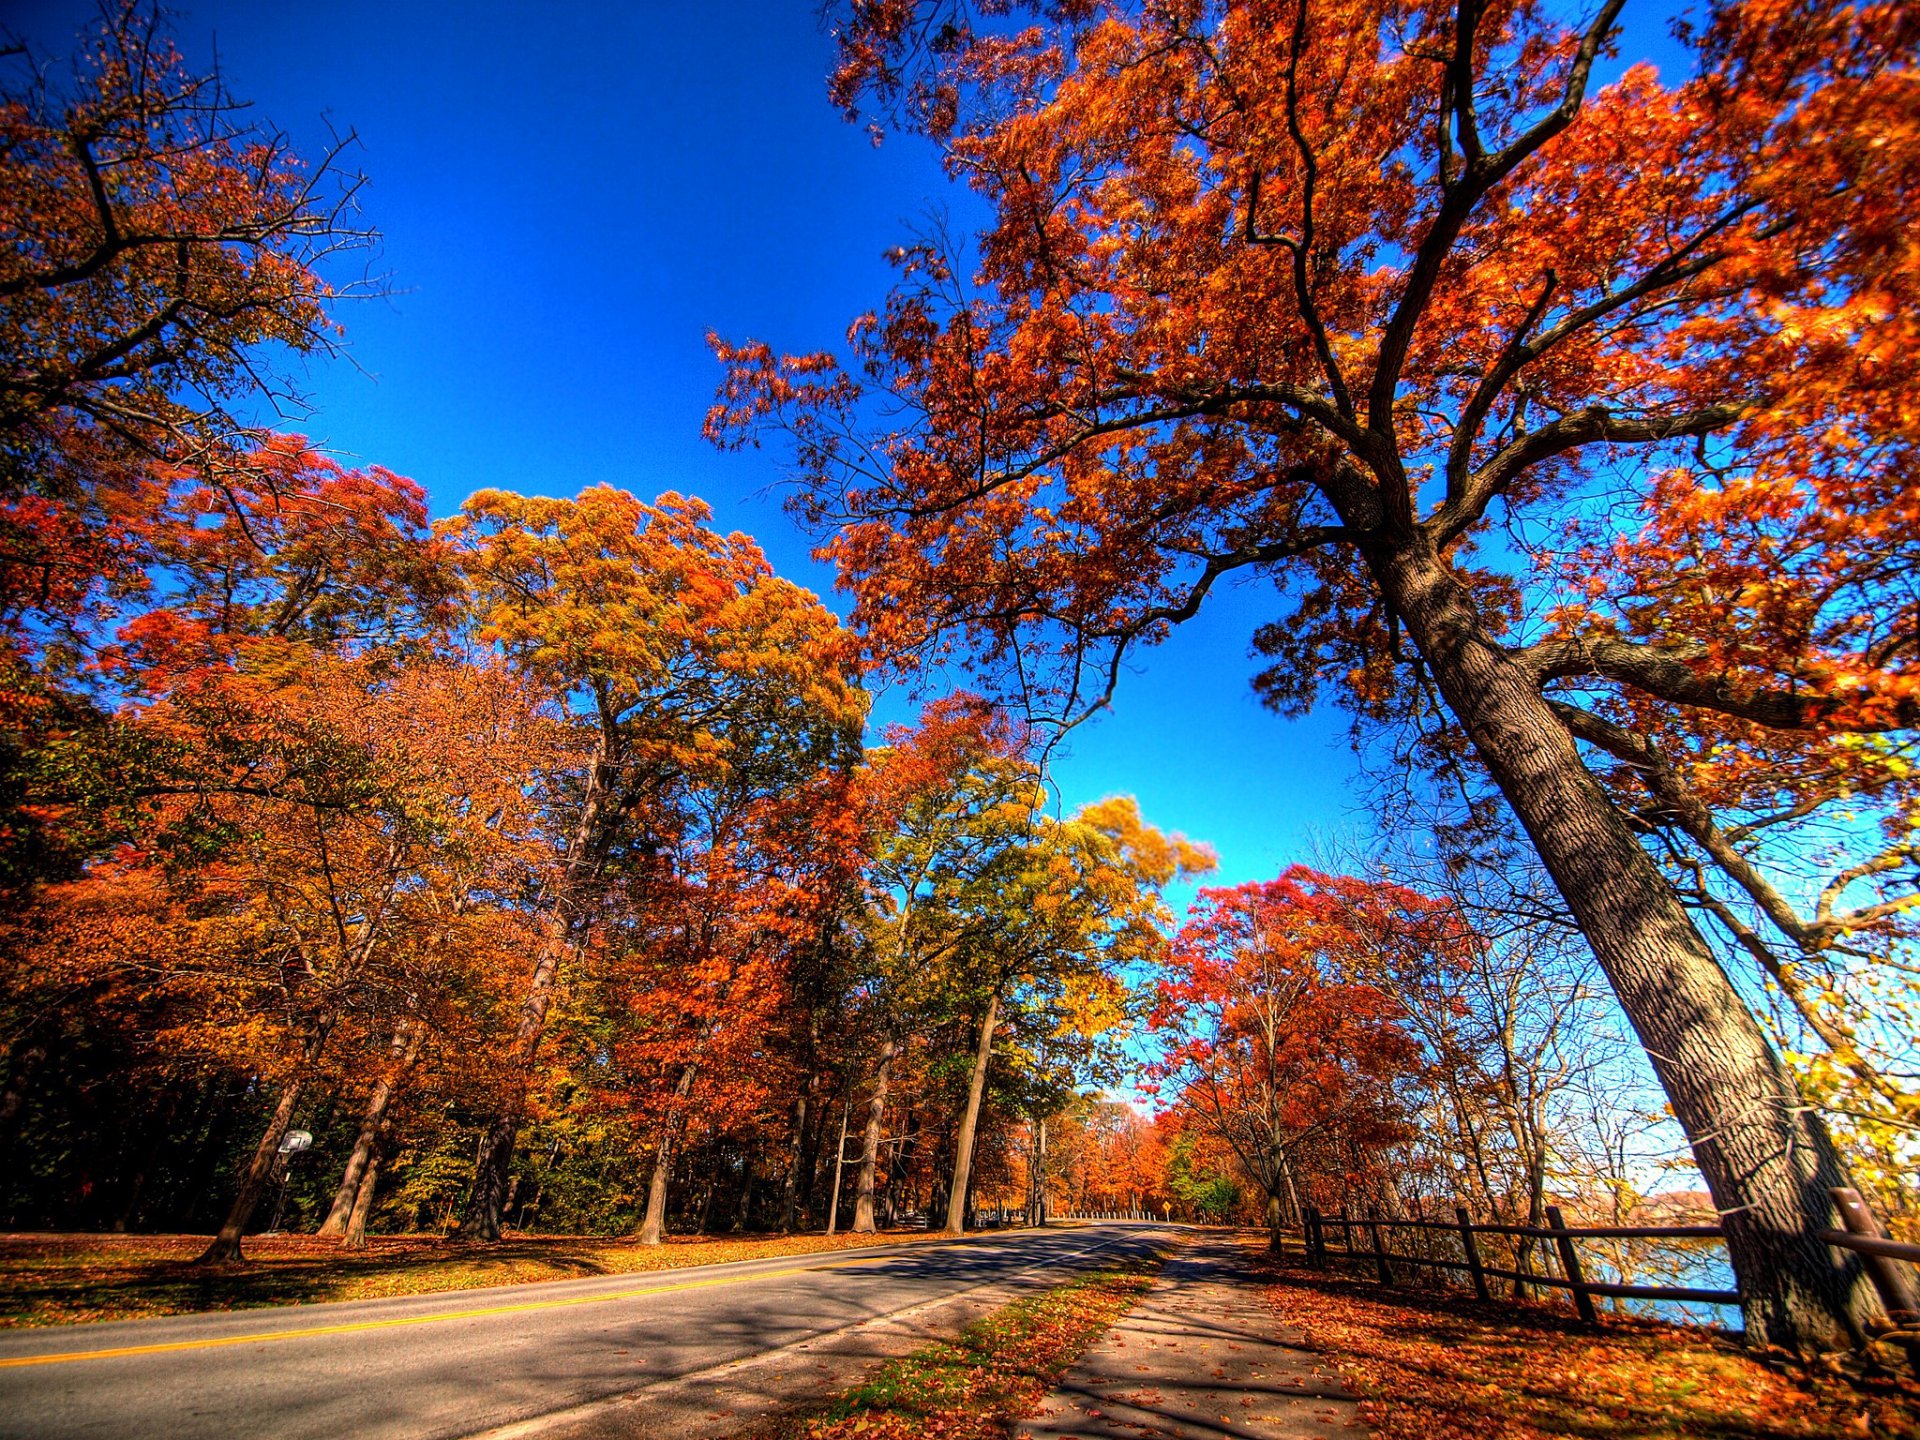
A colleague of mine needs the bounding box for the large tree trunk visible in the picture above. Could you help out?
[851,1038,896,1235]
[343,1151,380,1249]
[637,1064,697,1246]
[942,992,1000,1237]
[637,1135,673,1246]
[197,1077,304,1264]
[1377,537,1874,1350]
[320,1019,422,1237]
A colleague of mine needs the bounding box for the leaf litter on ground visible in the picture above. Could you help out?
[1254,1254,1920,1439]
[748,1255,1164,1440]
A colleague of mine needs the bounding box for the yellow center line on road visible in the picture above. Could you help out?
[0,1255,897,1369]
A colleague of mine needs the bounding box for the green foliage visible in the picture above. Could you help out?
[1165,1134,1240,1224]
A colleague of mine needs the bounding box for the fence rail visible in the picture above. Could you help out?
[1292,1186,1919,1354]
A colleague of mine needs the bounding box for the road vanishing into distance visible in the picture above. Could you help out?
[0,1223,1170,1440]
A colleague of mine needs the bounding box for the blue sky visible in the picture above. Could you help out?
[12,0,1686,895]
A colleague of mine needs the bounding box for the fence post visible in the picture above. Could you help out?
[1545,1205,1598,1326]
[1456,1206,1490,1302]
[1367,1209,1394,1286]
[1409,1195,1431,1286]
[1831,1188,1920,1330]
[1339,1208,1352,1255]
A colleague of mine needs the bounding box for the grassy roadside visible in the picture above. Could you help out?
[0,1228,959,1329]
[1256,1257,1920,1439]
[752,1254,1163,1440]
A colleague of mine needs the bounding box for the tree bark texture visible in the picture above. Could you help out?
[637,1064,697,1246]
[343,1152,379,1249]
[942,992,999,1237]
[852,1038,896,1234]
[1031,1116,1048,1227]
[320,1019,421,1237]
[1375,536,1874,1349]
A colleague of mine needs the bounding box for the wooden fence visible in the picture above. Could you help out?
[1292,1186,1919,1357]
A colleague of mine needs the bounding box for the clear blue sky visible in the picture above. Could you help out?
[13,0,1686,894]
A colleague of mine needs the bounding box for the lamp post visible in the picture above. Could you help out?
[266,1129,313,1236]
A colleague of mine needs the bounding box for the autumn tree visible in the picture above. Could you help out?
[1043,1095,1169,1216]
[0,653,547,1258]
[843,696,1027,1233]
[712,0,1919,1347]
[0,3,377,841]
[1546,687,1920,1237]
[1149,870,1423,1248]
[0,1,372,472]
[843,696,1208,1234]
[1,1,377,905]
[608,745,864,1245]
[443,486,866,1239]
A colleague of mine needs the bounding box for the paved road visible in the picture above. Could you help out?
[0,1224,1168,1440]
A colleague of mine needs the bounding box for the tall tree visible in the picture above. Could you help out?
[713,0,1918,1347]
[444,486,865,1238]
[1149,870,1425,1248]
[848,699,1209,1234]
[1,0,376,902]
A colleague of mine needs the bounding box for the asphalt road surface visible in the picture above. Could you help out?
[0,1223,1169,1440]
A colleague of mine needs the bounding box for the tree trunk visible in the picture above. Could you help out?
[1376,536,1873,1350]
[780,1084,811,1232]
[852,1038,896,1234]
[734,1161,757,1233]
[638,1136,673,1246]
[695,1178,715,1234]
[320,1019,422,1237]
[343,1151,380,1249]
[943,991,999,1237]
[1277,1150,1302,1235]
[638,1064,696,1246]
[826,1100,851,1234]
[1030,1116,1048,1227]
[197,1077,304,1264]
